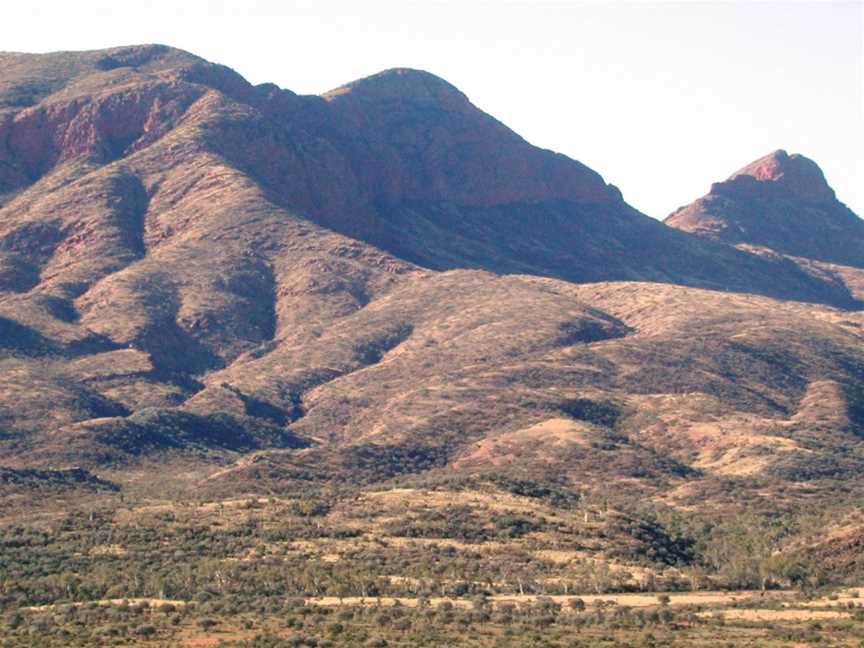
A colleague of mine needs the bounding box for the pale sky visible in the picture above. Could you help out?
[2,1,862,218]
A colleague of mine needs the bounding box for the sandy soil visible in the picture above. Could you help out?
[26,597,188,612]
[305,590,794,610]
[700,608,851,621]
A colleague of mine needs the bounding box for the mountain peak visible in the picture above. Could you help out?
[91,43,203,71]
[666,150,863,269]
[729,149,790,181]
[310,67,620,209]
[715,149,836,204]
[322,68,471,112]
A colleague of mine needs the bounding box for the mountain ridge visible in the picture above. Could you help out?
[4,45,857,310]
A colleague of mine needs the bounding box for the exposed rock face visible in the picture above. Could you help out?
[0,46,213,190]
[725,149,836,203]
[2,83,201,178]
[666,150,864,268]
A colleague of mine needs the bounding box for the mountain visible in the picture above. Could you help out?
[1,47,864,644]
[666,150,864,300]
[3,47,857,306]
[0,42,861,487]
[665,150,863,265]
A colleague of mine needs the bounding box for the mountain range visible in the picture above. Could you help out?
[1,45,863,590]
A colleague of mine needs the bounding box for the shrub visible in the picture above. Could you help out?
[569,598,586,612]
[198,617,218,630]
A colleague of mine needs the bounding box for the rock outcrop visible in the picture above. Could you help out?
[666,150,864,268]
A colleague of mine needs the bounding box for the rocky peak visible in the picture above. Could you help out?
[711,149,836,204]
[665,150,863,269]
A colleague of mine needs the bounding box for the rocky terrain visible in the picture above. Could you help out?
[0,44,863,648]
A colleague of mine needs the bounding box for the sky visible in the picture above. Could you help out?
[2,0,862,218]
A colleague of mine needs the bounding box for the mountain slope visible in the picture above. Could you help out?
[0,45,861,511]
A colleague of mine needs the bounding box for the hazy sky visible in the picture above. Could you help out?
[3,1,862,218]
